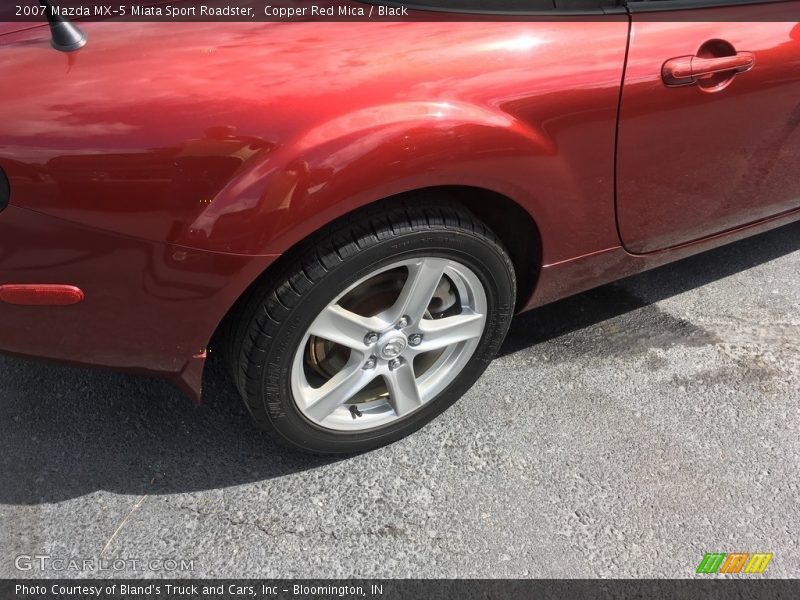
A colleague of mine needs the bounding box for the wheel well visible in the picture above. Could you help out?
[211,186,542,352]
[440,185,542,309]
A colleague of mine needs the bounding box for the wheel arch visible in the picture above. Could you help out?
[209,186,542,362]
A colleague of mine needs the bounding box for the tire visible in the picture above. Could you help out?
[226,199,516,454]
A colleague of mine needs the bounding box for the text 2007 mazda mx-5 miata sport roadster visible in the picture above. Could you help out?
[1,1,799,453]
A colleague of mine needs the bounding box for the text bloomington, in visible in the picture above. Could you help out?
[45,4,410,18]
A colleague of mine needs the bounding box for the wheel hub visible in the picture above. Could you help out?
[379,335,407,360]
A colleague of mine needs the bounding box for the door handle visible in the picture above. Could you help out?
[662,52,755,86]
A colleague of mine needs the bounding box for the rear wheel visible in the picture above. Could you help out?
[227,201,516,454]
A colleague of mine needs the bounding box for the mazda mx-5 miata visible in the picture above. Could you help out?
[1,0,798,453]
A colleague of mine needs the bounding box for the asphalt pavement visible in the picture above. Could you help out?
[1,221,798,578]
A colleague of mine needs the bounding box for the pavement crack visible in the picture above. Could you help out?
[100,493,148,557]
[177,503,277,537]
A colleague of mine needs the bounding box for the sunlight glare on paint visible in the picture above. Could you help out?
[483,35,546,53]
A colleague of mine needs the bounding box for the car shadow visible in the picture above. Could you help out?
[500,220,800,357]
[1,220,798,505]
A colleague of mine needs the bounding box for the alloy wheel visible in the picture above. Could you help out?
[290,257,488,431]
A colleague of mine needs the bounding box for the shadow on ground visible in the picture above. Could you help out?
[1,221,798,504]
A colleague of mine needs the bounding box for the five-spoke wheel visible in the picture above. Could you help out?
[292,257,487,431]
[226,201,516,453]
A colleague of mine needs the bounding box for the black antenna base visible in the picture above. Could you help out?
[49,20,87,52]
[39,0,87,52]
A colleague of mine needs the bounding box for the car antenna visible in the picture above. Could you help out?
[38,0,87,52]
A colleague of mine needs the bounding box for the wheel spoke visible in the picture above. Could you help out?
[416,312,485,353]
[307,304,382,350]
[384,363,423,417]
[385,258,448,324]
[304,361,376,422]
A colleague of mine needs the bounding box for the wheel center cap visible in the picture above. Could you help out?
[380,336,407,360]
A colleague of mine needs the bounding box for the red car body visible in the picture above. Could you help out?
[1,3,799,401]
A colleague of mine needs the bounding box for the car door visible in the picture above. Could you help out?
[616,0,800,253]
